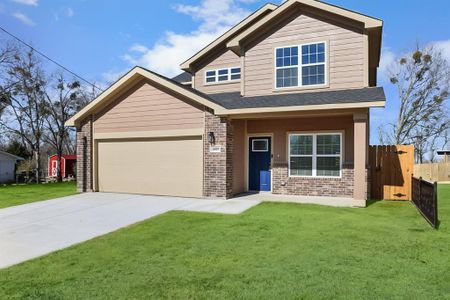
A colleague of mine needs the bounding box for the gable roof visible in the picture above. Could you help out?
[0,151,24,161]
[65,67,224,127]
[180,3,277,72]
[227,0,383,52]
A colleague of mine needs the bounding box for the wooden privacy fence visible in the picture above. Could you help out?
[414,162,450,182]
[412,176,438,228]
[369,145,414,200]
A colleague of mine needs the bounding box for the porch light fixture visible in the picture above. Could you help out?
[208,132,215,144]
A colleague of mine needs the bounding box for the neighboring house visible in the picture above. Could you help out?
[0,151,24,183]
[48,154,76,179]
[437,150,450,163]
[66,0,386,207]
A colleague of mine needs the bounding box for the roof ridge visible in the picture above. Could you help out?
[180,3,278,71]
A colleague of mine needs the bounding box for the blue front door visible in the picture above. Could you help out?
[249,137,271,191]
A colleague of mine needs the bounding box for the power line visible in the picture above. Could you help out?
[0,26,103,92]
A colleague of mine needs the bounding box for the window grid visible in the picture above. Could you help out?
[288,133,342,178]
[204,67,241,84]
[275,42,327,89]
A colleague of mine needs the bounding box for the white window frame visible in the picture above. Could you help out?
[204,67,241,84]
[205,70,217,83]
[274,41,327,89]
[252,138,269,152]
[288,132,342,178]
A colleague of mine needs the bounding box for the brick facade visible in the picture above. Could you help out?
[271,162,355,197]
[76,116,93,193]
[203,110,234,198]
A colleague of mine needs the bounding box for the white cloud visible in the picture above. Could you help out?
[12,12,35,26]
[378,39,450,84]
[173,0,250,32]
[129,44,148,53]
[432,39,450,62]
[11,0,38,6]
[105,0,254,79]
[378,47,396,83]
[67,7,74,17]
[102,69,128,84]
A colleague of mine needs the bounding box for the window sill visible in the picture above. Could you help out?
[288,175,342,179]
[272,84,329,93]
[204,80,240,86]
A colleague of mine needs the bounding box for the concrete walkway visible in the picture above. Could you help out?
[0,193,260,269]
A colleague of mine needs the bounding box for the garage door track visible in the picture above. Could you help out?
[0,193,260,269]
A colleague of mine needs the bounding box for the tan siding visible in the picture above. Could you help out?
[194,49,241,94]
[94,80,204,133]
[244,9,366,96]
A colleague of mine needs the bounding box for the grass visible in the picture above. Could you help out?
[0,185,449,299]
[0,181,77,209]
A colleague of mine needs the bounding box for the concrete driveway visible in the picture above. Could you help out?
[0,193,260,269]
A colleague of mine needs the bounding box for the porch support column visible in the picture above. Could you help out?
[204,109,234,199]
[353,112,368,206]
[76,115,93,193]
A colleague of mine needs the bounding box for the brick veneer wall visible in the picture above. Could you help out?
[76,116,93,192]
[272,162,354,197]
[204,110,233,198]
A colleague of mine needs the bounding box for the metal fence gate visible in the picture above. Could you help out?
[412,176,438,228]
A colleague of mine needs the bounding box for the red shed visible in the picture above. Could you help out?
[48,154,76,178]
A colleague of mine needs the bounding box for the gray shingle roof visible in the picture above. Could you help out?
[207,87,385,110]
[172,71,192,83]
[143,67,385,111]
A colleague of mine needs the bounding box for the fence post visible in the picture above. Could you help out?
[434,181,438,228]
[419,177,422,203]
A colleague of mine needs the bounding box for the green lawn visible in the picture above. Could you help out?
[0,181,77,209]
[0,185,449,299]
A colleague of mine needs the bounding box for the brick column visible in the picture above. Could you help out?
[76,116,93,192]
[204,110,233,198]
[353,112,368,206]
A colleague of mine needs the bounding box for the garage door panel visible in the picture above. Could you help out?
[97,137,203,197]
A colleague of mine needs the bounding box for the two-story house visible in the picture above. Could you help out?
[67,0,385,207]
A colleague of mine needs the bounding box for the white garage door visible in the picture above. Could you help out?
[97,136,203,197]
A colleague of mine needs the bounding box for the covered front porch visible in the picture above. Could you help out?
[228,108,369,206]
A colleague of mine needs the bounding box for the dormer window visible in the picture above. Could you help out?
[275,42,326,89]
[205,67,241,84]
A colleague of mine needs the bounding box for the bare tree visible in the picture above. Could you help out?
[43,74,85,182]
[382,44,450,162]
[65,84,98,155]
[0,48,47,182]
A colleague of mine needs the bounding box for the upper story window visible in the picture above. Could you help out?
[205,67,241,84]
[275,42,326,89]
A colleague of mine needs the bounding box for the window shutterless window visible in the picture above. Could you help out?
[275,42,326,88]
[289,133,341,177]
[230,67,241,80]
[218,69,229,81]
[205,70,216,83]
[204,67,240,84]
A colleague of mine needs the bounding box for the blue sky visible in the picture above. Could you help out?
[1,0,450,144]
